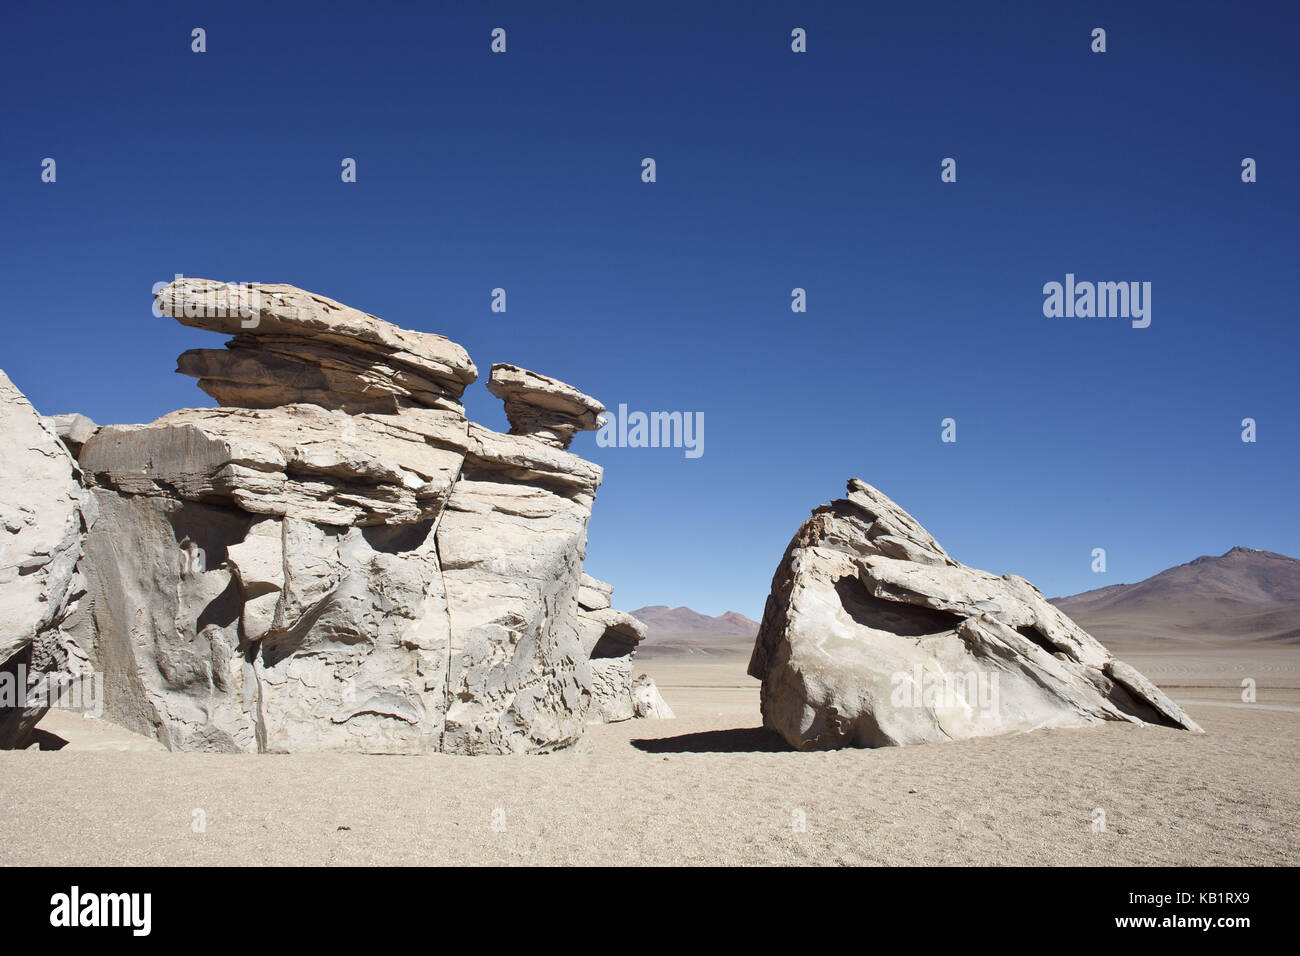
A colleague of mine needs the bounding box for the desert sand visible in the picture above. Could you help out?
[1,646,1296,867]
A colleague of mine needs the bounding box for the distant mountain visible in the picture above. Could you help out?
[631,606,759,639]
[629,606,759,659]
[1051,547,1300,649]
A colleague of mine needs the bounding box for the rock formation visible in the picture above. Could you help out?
[486,364,606,450]
[576,573,673,722]
[749,479,1203,750]
[0,373,97,747]
[0,278,665,753]
[44,413,100,458]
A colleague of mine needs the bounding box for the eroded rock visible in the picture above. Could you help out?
[50,279,634,754]
[749,478,1203,750]
[157,278,476,413]
[577,581,671,724]
[0,373,97,748]
[486,363,606,450]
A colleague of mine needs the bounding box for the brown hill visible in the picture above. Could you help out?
[630,606,759,659]
[1051,547,1300,650]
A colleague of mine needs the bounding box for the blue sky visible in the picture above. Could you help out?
[3,1,1297,619]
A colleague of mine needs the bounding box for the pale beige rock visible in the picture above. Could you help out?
[578,573,614,611]
[0,372,97,748]
[156,278,477,412]
[486,364,606,449]
[577,602,672,724]
[80,405,471,527]
[44,413,99,456]
[436,428,601,753]
[749,478,1204,750]
[55,282,629,755]
[631,673,674,719]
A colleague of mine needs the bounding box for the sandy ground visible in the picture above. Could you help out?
[1,647,1296,866]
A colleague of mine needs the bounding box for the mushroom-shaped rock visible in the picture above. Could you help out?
[486,364,605,450]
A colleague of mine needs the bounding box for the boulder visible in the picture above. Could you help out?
[632,673,675,719]
[45,413,99,457]
[749,478,1203,750]
[0,373,97,748]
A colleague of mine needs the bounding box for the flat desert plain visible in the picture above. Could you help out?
[1,645,1296,866]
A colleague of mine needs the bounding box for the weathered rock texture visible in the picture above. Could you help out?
[487,364,606,450]
[576,574,672,722]
[45,413,100,457]
[0,373,97,747]
[15,278,651,754]
[158,279,476,414]
[749,479,1203,750]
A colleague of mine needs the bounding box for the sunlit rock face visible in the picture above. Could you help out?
[0,372,97,749]
[29,278,650,754]
[750,479,1203,751]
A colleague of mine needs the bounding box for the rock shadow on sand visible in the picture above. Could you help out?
[631,727,790,754]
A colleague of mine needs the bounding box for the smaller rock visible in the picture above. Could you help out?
[580,606,647,723]
[44,413,99,457]
[486,364,605,450]
[578,573,614,611]
[632,674,674,719]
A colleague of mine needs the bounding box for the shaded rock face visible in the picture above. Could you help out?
[0,373,97,748]
[54,278,634,754]
[749,479,1203,751]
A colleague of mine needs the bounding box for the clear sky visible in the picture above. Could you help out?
[3,1,1297,619]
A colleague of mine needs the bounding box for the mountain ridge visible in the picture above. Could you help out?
[1051,546,1300,648]
[630,605,760,640]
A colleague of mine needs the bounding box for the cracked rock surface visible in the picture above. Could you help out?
[749,478,1203,750]
[0,372,97,748]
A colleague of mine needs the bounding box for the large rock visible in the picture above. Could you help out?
[749,479,1203,750]
[47,279,630,754]
[0,373,97,747]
